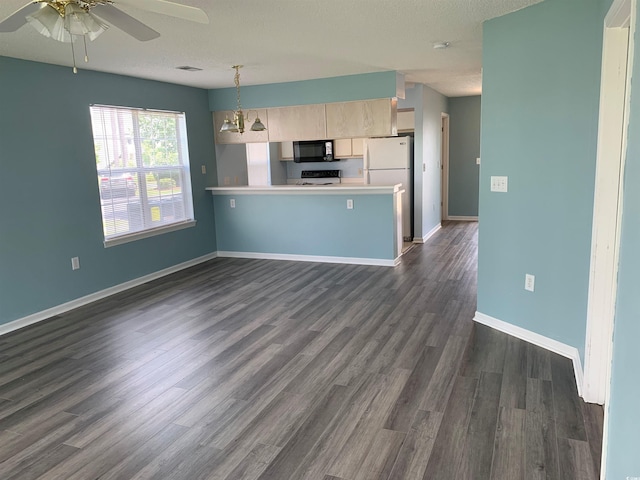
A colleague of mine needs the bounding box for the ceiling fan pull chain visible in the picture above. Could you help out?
[83,35,89,62]
[70,35,78,74]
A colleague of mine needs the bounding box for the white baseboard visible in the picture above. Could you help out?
[447,216,478,222]
[217,251,399,267]
[0,252,218,338]
[413,223,442,244]
[473,312,584,398]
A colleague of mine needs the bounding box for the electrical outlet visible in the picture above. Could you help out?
[358,168,363,176]
[230,199,236,208]
[525,274,535,292]
[423,163,426,172]
[71,257,80,270]
[224,177,230,185]
[476,157,481,165]
[201,165,206,174]
[490,176,508,192]
[234,176,239,185]
[347,199,354,209]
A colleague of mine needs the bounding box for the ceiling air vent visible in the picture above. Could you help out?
[176,66,203,72]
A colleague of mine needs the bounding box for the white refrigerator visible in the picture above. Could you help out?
[364,136,413,241]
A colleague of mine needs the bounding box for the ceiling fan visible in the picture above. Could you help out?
[0,0,209,71]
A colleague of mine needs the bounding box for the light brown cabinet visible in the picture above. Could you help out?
[334,138,366,158]
[213,98,397,145]
[397,109,415,132]
[325,99,397,139]
[213,109,269,145]
[267,104,326,142]
[280,142,294,161]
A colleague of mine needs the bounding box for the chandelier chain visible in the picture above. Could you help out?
[234,65,242,112]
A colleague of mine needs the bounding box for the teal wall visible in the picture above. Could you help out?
[478,0,604,360]
[208,71,398,111]
[0,56,217,326]
[213,193,396,260]
[448,96,481,217]
[606,3,640,476]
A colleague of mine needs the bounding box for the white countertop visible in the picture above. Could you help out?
[206,184,403,195]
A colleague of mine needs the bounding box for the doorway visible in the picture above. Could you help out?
[585,0,634,474]
[441,113,450,221]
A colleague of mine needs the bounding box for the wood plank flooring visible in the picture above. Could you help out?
[0,221,603,479]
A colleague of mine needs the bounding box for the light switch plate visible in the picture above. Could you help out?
[490,176,508,192]
[525,274,535,292]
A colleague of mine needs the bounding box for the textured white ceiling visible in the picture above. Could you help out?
[0,0,543,97]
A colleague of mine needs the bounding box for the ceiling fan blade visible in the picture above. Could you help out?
[116,0,209,24]
[92,4,160,41]
[0,2,41,32]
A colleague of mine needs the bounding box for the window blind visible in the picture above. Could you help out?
[90,105,194,242]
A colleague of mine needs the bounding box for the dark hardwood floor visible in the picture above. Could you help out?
[0,222,603,479]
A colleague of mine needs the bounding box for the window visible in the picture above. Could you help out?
[90,105,195,246]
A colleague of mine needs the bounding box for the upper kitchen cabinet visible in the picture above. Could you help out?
[397,109,415,132]
[280,142,294,161]
[326,99,398,139]
[213,109,269,145]
[267,104,327,142]
[334,138,366,158]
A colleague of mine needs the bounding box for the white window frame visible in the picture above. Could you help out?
[90,104,196,247]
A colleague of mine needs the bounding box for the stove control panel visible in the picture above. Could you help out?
[301,170,341,178]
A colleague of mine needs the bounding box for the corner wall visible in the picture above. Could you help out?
[478,0,604,361]
[0,56,217,326]
[399,84,448,240]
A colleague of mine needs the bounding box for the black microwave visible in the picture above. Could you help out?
[293,140,334,163]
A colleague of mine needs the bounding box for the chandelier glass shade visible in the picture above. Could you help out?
[26,3,108,43]
[63,3,108,40]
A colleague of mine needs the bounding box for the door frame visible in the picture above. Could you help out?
[585,0,634,475]
[441,113,450,221]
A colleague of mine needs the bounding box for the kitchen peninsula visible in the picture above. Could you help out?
[207,184,404,266]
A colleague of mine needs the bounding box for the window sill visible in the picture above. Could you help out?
[104,220,197,248]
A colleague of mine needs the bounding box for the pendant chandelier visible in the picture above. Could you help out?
[219,65,266,134]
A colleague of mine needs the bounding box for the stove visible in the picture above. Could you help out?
[299,170,341,185]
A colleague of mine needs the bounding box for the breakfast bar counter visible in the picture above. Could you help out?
[206,184,404,266]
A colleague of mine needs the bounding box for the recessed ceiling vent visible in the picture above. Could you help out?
[176,66,202,71]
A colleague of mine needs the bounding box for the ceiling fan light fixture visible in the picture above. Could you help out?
[26,5,70,42]
[64,3,108,40]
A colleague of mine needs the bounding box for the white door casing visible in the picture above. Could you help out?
[585,0,634,477]
[585,0,633,404]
